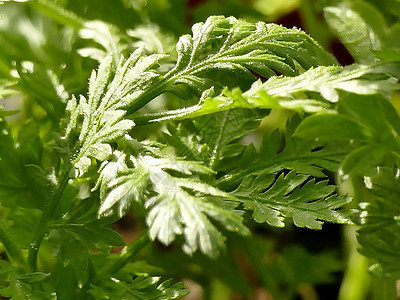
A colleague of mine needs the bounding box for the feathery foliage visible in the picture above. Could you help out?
[1,0,400,299]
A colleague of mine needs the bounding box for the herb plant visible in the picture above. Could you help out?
[0,0,399,299]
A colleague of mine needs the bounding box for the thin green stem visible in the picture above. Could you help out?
[125,55,220,115]
[103,230,150,276]
[27,170,70,272]
[126,78,171,115]
[0,219,26,268]
[338,226,370,300]
[76,230,150,299]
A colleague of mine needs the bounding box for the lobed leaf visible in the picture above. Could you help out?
[357,166,400,278]
[89,276,188,300]
[295,93,400,176]
[96,146,249,257]
[136,62,399,124]
[235,170,350,229]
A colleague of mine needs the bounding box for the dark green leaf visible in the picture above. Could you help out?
[294,114,372,142]
[16,272,50,284]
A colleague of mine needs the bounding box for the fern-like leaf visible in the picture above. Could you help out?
[89,276,188,300]
[218,117,352,228]
[125,15,337,113]
[357,166,400,277]
[63,49,166,175]
[96,143,249,257]
[134,62,400,124]
[234,170,350,229]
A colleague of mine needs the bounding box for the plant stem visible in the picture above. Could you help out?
[27,170,70,272]
[0,219,26,268]
[338,226,370,300]
[103,230,150,276]
[126,78,171,115]
[76,231,150,299]
[125,57,216,115]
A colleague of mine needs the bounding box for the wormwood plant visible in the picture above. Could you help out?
[0,0,400,299]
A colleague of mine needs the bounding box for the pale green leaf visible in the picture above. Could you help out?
[137,63,399,124]
[324,2,400,63]
[74,156,92,177]
[324,3,381,63]
[87,143,112,161]
[96,145,249,257]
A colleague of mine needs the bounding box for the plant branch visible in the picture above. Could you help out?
[104,230,150,276]
[27,170,71,272]
[76,230,150,299]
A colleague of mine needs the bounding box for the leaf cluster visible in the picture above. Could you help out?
[1,0,400,299]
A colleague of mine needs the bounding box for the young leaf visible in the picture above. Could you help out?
[135,62,399,124]
[78,20,125,64]
[96,145,249,257]
[324,3,381,64]
[169,15,336,77]
[16,272,50,284]
[125,15,337,114]
[63,50,166,175]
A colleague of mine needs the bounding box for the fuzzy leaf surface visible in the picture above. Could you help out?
[96,145,249,257]
[136,62,399,124]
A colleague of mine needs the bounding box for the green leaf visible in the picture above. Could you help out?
[235,170,350,229]
[78,20,125,64]
[17,65,69,122]
[0,220,25,266]
[125,15,336,114]
[16,272,49,284]
[373,49,400,62]
[324,2,400,63]
[145,169,243,256]
[294,114,372,142]
[0,79,17,99]
[250,244,343,299]
[96,150,150,217]
[215,117,352,229]
[357,166,400,277]
[128,23,177,59]
[65,50,169,176]
[192,107,262,169]
[136,62,399,124]
[296,94,400,178]
[97,145,249,257]
[324,3,381,63]
[51,263,78,300]
[341,144,386,176]
[339,94,400,145]
[27,0,84,29]
[89,276,188,300]
[220,116,353,190]
[260,63,400,102]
